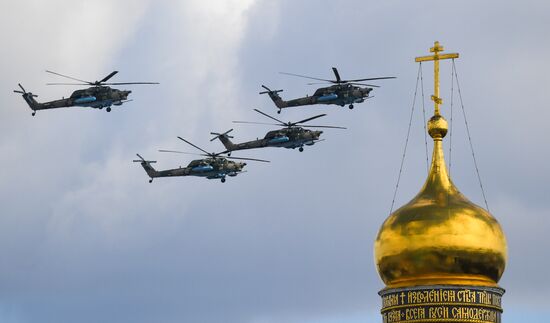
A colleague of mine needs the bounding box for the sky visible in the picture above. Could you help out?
[0,0,549,322]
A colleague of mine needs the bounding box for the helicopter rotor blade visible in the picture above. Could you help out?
[101,82,160,85]
[210,129,234,141]
[307,82,332,85]
[332,67,342,83]
[279,72,332,83]
[13,84,38,98]
[296,125,347,129]
[45,70,91,84]
[99,71,118,83]
[348,82,380,88]
[291,113,327,126]
[344,76,396,82]
[158,149,208,157]
[177,137,212,156]
[232,121,281,126]
[46,82,91,86]
[253,108,286,125]
[18,84,26,92]
[133,153,157,163]
[226,156,270,163]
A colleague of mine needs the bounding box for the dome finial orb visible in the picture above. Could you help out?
[427,114,448,139]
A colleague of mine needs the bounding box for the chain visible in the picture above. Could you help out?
[390,63,422,214]
[449,59,455,175]
[452,60,490,211]
[420,63,429,174]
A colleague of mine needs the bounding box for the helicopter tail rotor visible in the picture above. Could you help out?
[260,85,287,111]
[13,83,38,97]
[259,85,283,95]
[133,154,158,182]
[14,83,40,115]
[210,129,238,152]
[210,129,234,141]
[133,153,157,164]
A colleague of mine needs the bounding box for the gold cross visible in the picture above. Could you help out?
[415,41,459,116]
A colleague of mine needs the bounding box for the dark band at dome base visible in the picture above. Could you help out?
[379,285,504,323]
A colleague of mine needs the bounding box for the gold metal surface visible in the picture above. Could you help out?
[415,41,459,115]
[374,42,507,289]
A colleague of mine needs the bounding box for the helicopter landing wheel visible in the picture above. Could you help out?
[106,107,112,112]
[277,110,281,114]
[349,104,354,110]
[221,178,226,183]
[32,111,36,116]
[299,147,304,152]
[149,179,153,183]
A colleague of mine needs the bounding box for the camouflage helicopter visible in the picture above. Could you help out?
[14,70,158,116]
[261,67,395,113]
[211,109,345,154]
[134,137,269,183]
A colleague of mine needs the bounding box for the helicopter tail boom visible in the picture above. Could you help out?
[210,129,237,151]
[260,85,287,109]
[140,161,159,178]
[14,84,41,112]
[133,154,159,180]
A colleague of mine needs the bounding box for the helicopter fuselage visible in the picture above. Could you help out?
[262,127,322,148]
[218,127,323,153]
[142,157,246,181]
[68,86,131,108]
[16,70,156,116]
[17,86,132,114]
[261,67,394,112]
[287,84,371,107]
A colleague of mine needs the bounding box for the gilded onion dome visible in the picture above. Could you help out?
[374,114,507,289]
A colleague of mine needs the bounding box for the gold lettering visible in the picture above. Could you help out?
[405,308,425,320]
[452,307,459,319]
[429,306,449,319]
[451,307,499,322]
[448,290,456,302]
[476,291,492,305]
[387,309,402,323]
[457,289,476,303]
[452,307,470,319]
[407,291,414,304]
[492,294,502,307]
[382,294,400,308]
[400,292,405,305]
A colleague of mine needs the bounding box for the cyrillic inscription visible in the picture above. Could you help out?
[379,286,504,323]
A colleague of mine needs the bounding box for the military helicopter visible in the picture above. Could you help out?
[134,137,269,183]
[14,70,158,116]
[211,109,345,154]
[260,67,395,113]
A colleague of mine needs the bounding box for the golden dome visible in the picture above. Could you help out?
[374,115,507,289]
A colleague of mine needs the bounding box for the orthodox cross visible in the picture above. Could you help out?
[415,41,459,116]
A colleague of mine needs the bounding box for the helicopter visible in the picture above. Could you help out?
[260,67,395,113]
[135,137,269,183]
[14,70,158,116]
[211,109,345,154]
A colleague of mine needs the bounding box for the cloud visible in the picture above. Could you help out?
[0,0,549,322]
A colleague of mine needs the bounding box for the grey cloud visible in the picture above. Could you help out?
[0,0,549,322]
